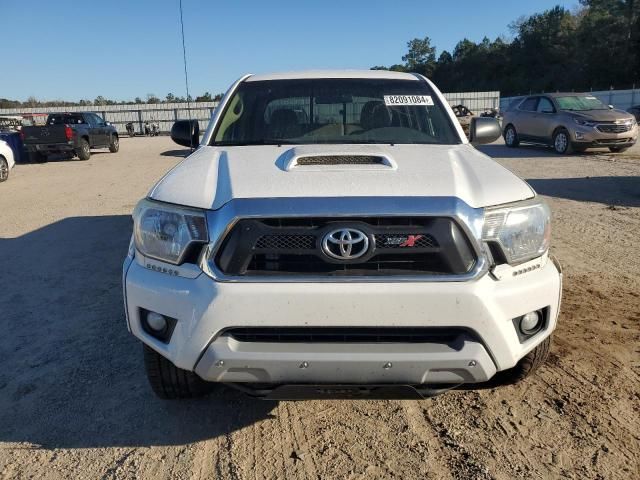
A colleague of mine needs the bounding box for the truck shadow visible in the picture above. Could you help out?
[160,149,191,158]
[527,176,640,207]
[0,216,276,449]
[477,144,558,158]
[21,151,111,163]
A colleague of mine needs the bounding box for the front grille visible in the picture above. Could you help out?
[594,138,631,145]
[224,327,468,345]
[296,155,384,165]
[596,123,632,134]
[255,234,316,250]
[214,217,476,277]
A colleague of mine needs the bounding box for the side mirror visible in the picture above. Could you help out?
[469,117,501,145]
[170,119,200,148]
[608,105,614,109]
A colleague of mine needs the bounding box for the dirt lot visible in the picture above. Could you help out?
[0,137,638,479]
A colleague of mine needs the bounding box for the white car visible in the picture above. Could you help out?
[123,70,562,400]
[0,139,16,182]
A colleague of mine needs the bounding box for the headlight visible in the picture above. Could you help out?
[573,118,596,127]
[482,199,551,265]
[133,199,208,264]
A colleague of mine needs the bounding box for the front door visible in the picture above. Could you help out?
[530,97,557,140]
[515,96,540,139]
[85,114,101,146]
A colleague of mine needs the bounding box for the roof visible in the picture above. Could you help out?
[531,92,595,98]
[245,69,419,82]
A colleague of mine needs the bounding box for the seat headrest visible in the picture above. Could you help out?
[360,101,393,130]
[268,108,302,139]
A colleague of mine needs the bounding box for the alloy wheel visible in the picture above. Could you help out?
[505,128,515,145]
[554,132,568,153]
[0,159,8,181]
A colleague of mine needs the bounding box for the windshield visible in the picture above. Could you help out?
[211,79,459,146]
[555,95,608,111]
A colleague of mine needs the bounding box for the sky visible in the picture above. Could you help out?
[1,0,577,102]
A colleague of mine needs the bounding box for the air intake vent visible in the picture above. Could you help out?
[223,327,470,344]
[296,155,385,166]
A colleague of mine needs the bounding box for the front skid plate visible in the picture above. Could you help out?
[227,383,461,400]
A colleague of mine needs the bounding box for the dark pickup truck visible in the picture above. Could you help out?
[21,112,119,161]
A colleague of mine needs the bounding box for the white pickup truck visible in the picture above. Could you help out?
[123,70,562,400]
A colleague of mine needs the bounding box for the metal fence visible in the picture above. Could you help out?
[500,88,640,112]
[0,91,501,135]
[443,91,500,114]
[0,102,218,135]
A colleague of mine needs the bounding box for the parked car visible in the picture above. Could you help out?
[0,139,16,182]
[123,70,562,401]
[502,93,638,154]
[21,112,119,162]
[628,105,640,122]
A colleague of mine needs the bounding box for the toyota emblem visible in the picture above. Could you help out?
[321,228,369,260]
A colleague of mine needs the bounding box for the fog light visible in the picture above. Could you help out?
[146,312,167,332]
[575,132,584,140]
[520,311,542,335]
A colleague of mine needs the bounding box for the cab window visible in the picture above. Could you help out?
[519,97,539,112]
[537,98,555,113]
[89,114,104,126]
[47,114,85,125]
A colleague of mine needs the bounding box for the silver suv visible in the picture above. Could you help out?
[502,93,638,154]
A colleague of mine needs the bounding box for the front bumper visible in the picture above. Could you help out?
[124,251,562,385]
[570,124,637,148]
[195,332,496,384]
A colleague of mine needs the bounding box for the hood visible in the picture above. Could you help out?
[570,109,635,122]
[149,144,534,210]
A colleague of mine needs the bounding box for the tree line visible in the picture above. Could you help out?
[0,92,224,110]
[372,0,639,95]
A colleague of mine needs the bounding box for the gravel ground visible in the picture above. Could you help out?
[0,137,638,479]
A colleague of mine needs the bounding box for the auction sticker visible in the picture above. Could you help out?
[384,95,434,106]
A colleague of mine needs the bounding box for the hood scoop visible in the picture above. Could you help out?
[297,155,385,165]
[278,146,397,172]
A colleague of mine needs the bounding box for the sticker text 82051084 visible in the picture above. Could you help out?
[383,95,434,106]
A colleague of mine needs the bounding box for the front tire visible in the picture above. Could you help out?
[109,135,119,153]
[609,146,630,153]
[504,125,519,147]
[76,139,91,160]
[496,337,551,386]
[0,156,9,182]
[552,129,573,154]
[143,345,214,399]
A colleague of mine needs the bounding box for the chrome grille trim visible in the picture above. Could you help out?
[200,196,489,283]
[595,123,632,134]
